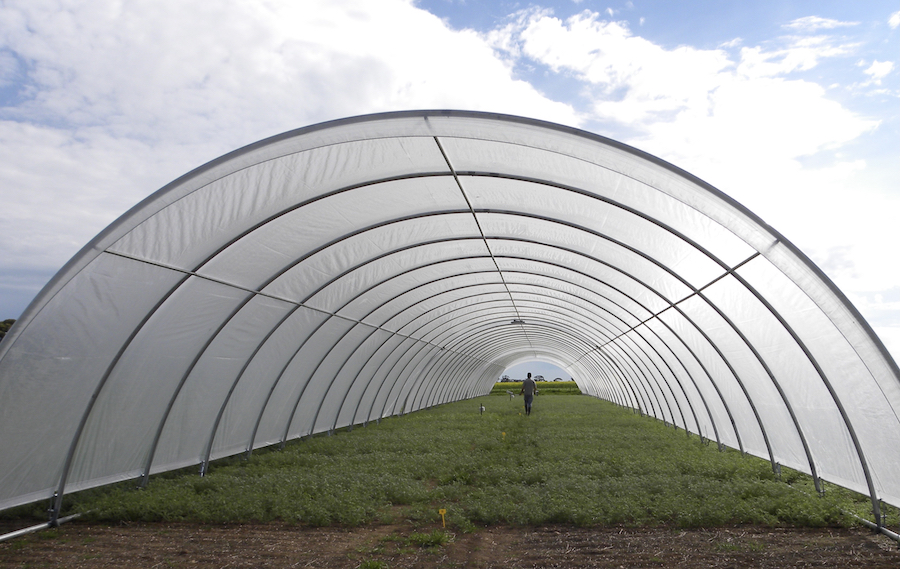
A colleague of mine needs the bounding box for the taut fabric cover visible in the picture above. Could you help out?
[1,111,898,519]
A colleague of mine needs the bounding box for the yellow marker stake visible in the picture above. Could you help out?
[502,432,506,440]
[439,508,446,528]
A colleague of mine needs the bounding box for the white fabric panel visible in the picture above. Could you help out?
[465,364,494,398]
[428,319,517,354]
[626,328,698,433]
[306,324,381,434]
[464,176,725,289]
[606,340,672,422]
[655,307,768,456]
[510,298,618,344]
[77,277,250,482]
[158,294,295,466]
[198,182,474,291]
[480,214,694,304]
[591,349,645,411]
[417,348,467,407]
[415,305,519,343]
[364,268,505,330]
[676,294,811,469]
[276,317,358,440]
[330,329,396,430]
[643,318,739,448]
[312,240,491,316]
[245,307,333,449]
[389,343,443,415]
[109,138,450,271]
[510,294,621,338]
[703,274,868,492]
[491,245,674,316]
[440,136,755,268]
[596,355,635,405]
[377,339,436,417]
[504,271,649,329]
[247,213,480,310]
[213,306,329,454]
[398,292,514,338]
[411,346,458,411]
[451,358,499,402]
[428,116,781,255]
[0,255,183,509]
[422,350,473,407]
[583,354,624,404]
[762,242,900,421]
[736,257,900,503]
[345,333,411,425]
[353,335,420,422]
[600,341,661,419]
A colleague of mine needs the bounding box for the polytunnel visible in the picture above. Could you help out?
[1,110,899,531]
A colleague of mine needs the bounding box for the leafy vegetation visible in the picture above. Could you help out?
[405,529,453,548]
[5,395,891,531]
[0,319,14,341]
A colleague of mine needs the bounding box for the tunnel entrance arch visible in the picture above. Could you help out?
[0,110,897,531]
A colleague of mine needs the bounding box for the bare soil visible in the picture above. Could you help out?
[1,520,898,568]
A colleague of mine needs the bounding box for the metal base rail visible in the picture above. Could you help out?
[0,513,81,544]
[782,483,899,545]
[847,511,900,544]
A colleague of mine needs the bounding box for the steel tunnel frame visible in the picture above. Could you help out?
[0,110,897,535]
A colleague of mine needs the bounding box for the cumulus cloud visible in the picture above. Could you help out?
[493,9,874,157]
[0,1,895,359]
[862,60,894,84]
[0,0,578,277]
[493,10,734,124]
[484,7,894,343]
[1,1,578,143]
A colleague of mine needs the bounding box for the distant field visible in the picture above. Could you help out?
[490,380,581,396]
[5,395,890,531]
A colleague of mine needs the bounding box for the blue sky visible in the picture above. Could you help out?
[0,1,897,369]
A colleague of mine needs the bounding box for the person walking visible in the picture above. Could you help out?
[520,372,537,415]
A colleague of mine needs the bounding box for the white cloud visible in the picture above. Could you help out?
[506,10,733,123]
[889,11,900,28]
[0,1,895,363]
[0,0,580,276]
[0,119,200,268]
[738,35,857,79]
[1,1,579,142]
[502,9,867,143]
[490,7,894,352]
[863,60,894,84]
[783,16,858,32]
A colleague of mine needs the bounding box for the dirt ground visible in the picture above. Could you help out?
[1,520,899,568]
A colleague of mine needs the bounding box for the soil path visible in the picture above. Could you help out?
[1,521,898,568]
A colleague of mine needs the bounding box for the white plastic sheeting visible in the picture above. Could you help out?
[1,110,898,523]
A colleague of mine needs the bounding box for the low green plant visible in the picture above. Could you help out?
[14,395,882,531]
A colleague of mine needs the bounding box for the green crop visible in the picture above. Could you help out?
[8,395,888,530]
